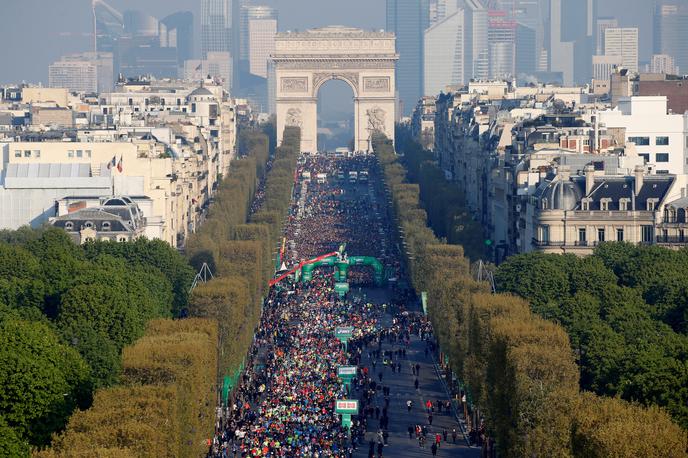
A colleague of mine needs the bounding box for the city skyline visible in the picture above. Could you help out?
[0,0,658,85]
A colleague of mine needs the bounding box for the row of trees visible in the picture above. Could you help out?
[374,133,687,456]
[495,246,688,429]
[0,228,194,453]
[35,319,218,457]
[185,126,301,382]
[397,128,486,261]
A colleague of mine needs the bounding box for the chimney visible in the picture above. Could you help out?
[585,164,595,195]
[634,165,644,196]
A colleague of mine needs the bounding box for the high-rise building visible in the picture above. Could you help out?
[592,54,622,81]
[604,27,638,74]
[161,12,194,66]
[49,52,114,93]
[488,11,516,80]
[429,0,459,26]
[654,1,688,77]
[549,0,595,85]
[648,54,678,75]
[424,9,465,95]
[93,0,125,54]
[515,22,536,78]
[247,6,277,79]
[201,0,233,59]
[463,0,489,81]
[386,0,430,115]
[595,17,618,55]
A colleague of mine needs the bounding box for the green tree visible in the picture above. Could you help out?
[0,319,90,445]
[0,415,29,458]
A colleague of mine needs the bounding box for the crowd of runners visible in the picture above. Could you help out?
[207,153,462,458]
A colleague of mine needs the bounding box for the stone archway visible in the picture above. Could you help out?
[271,26,398,152]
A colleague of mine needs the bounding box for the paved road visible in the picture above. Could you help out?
[351,289,480,458]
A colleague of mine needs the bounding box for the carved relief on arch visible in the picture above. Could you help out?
[312,72,359,95]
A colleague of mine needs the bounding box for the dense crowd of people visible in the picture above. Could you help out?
[207,154,448,457]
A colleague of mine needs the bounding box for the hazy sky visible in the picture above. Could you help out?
[0,0,653,85]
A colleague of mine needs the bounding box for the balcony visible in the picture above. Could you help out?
[656,236,688,245]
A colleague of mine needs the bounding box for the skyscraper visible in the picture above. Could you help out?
[549,0,595,85]
[201,0,233,59]
[604,27,638,74]
[595,17,618,55]
[488,11,516,80]
[246,6,277,79]
[654,1,688,76]
[92,0,125,54]
[161,12,194,66]
[424,9,465,95]
[464,0,489,81]
[515,22,536,78]
[386,0,430,115]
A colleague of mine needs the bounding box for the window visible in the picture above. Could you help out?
[67,150,74,158]
[620,199,629,211]
[540,225,550,242]
[85,150,92,158]
[33,150,40,158]
[578,228,587,243]
[600,199,609,211]
[656,153,669,162]
[23,150,31,157]
[76,150,83,158]
[14,150,21,157]
[662,229,668,242]
[598,228,605,242]
[65,222,74,230]
[101,222,111,231]
[647,200,656,211]
[641,225,653,243]
[84,221,94,229]
[617,228,625,242]
[581,199,589,211]
[628,136,650,146]
[680,229,685,243]
[639,153,649,163]
[657,170,670,174]
[656,136,669,146]
[541,199,548,210]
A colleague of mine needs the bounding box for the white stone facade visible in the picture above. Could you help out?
[272,27,398,152]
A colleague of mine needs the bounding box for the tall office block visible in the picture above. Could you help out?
[463,0,489,81]
[93,0,125,54]
[424,9,464,96]
[592,54,622,81]
[595,17,618,55]
[386,0,430,115]
[488,12,516,80]
[649,54,678,75]
[515,22,536,78]
[161,12,194,66]
[201,0,233,58]
[247,6,277,79]
[549,0,595,85]
[654,2,688,76]
[604,27,638,73]
[49,52,113,93]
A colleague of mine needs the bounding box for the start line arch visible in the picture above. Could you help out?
[269,250,385,287]
[271,26,398,152]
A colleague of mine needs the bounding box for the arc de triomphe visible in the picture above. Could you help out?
[271,26,398,152]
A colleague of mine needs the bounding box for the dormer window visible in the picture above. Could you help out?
[600,198,611,211]
[647,200,657,211]
[102,222,111,231]
[581,198,590,211]
[84,221,94,229]
[65,222,74,231]
[619,199,629,211]
[541,199,548,210]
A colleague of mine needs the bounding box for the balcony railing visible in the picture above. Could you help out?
[656,236,688,244]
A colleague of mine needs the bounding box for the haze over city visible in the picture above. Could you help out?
[0,0,687,457]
